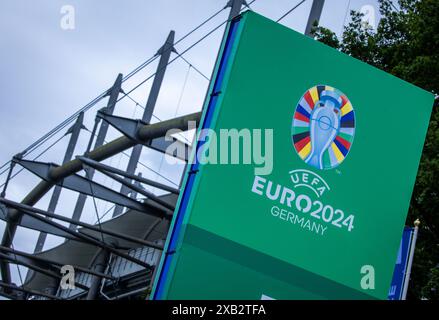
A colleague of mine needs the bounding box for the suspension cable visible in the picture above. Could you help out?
[86,172,107,244]
[1,0,259,186]
[123,92,192,145]
[0,134,67,189]
[123,5,226,82]
[176,64,192,116]
[93,204,116,225]
[0,161,11,173]
[277,0,308,22]
[118,18,229,103]
[84,128,179,187]
[176,53,210,81]
[2,4,229,177]
[2,223,25,288]
[118,0,258,101]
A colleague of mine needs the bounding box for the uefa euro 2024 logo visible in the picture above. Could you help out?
[250,85,357,236]
[292,85,356,170]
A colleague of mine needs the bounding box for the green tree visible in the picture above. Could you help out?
[312,0,439,300]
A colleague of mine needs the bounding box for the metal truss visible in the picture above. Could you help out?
[0,0,325,300]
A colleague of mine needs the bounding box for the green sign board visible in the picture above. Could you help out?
[152,11,434,300]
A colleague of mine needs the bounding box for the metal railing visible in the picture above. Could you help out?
[56,244,161,299]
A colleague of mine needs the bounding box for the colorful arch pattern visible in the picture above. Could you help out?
[291,85,356,170]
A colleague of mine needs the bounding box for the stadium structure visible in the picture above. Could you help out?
[0,0,325,300]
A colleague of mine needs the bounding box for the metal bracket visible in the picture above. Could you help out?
[14,159,155,214]
[97,112,147,145]
[97,112,191,161]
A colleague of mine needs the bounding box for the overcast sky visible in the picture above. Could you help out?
[0,0,381,291]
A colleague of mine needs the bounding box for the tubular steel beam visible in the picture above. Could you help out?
[78,157,175,211]
[0,203,79,241]
[97,112,191,161]
[129,172,144,200]
[0,290,16,300]
[305,0,325,36]
[0,245,116,281]
[34,112,85,253]
[14,159,168,216]
[85,248,110,300]
[0,252,89,291]
[97,74,124,150]
[77,156,180,194]
[0,111,201,285]
[0,198,164,251]
[71,74,123,228]
[226,0,249,20]
[0,198,155,270]
[0,281,61,300]
[99,169,175,211]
